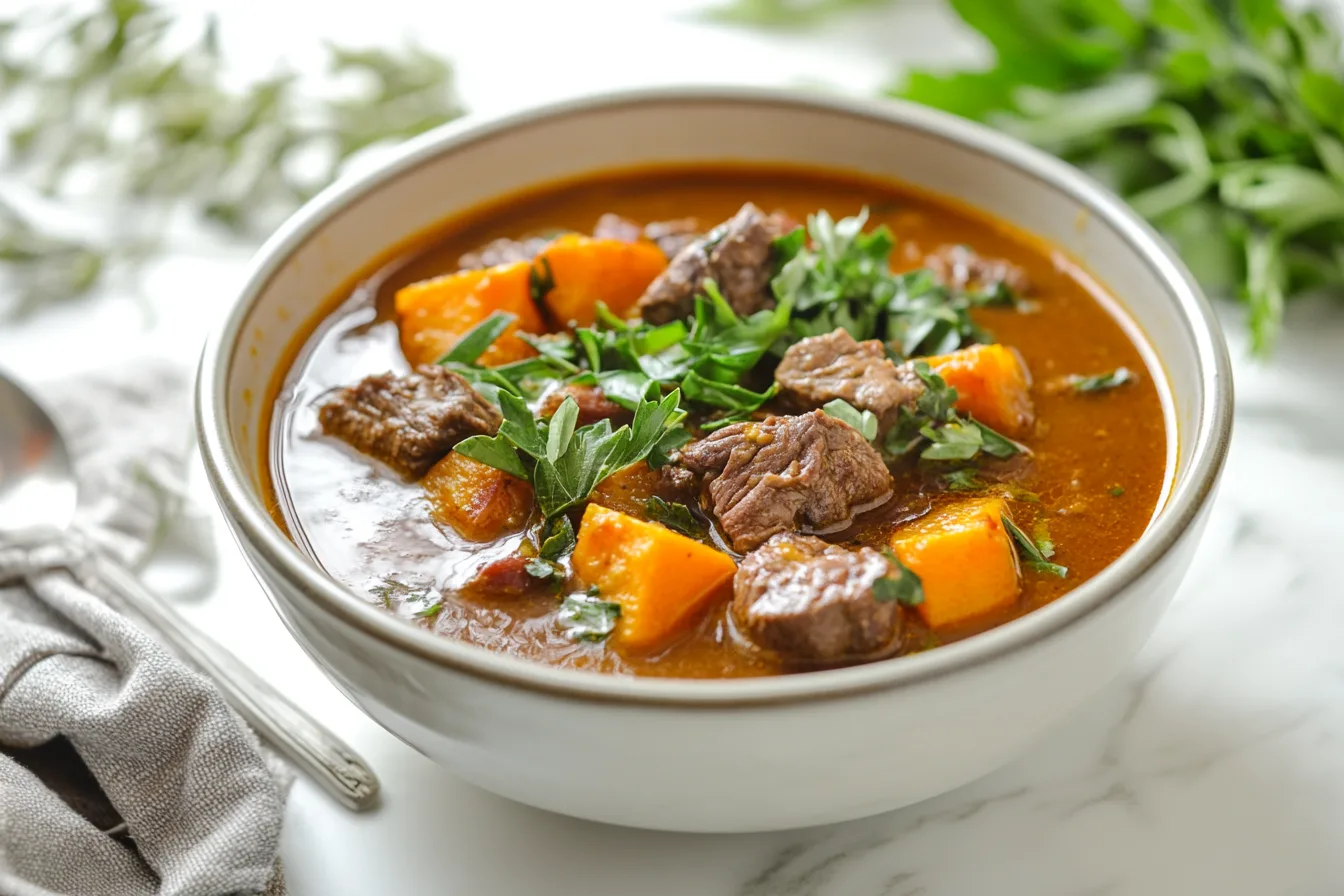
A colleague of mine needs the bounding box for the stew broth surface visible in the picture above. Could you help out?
[268,165,1169,678]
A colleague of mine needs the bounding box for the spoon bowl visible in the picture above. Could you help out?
[0,368,379,810]
[0,371,78,537]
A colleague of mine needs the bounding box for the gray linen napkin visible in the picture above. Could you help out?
[0,360,291,896]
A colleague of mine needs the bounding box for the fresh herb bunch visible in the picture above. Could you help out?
[772,209,1011,356]
[0,0,464,318]
[892,0,1344,355]
[455,390,688,521]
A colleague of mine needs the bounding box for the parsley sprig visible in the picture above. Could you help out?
[454,390,687,520]
[771,209,1013,358]
[885,362,1027,462]
[890,0,1344,355]
[1003,514,1068,578]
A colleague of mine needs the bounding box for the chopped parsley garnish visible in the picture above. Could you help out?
[646,496,705,538]
[886,362,1026,463]
[1110,485,1126,497]
[539,516,577,560]
[875,549,924,606]
[1002,515,1068,578]
[559,591,622,642]
[454,390,687,520]
[528,256,555,304]
[524,557,559,580]
[770,209,1007,358]
[821,398,879,441]
[942,469,986,491]
[438,310,517,365]
[1067,367,1135,393]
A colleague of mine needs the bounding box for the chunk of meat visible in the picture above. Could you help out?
[538,384,632,428]
[636,202,789,324]
[775,328,924,431]
[643,217,700,259]
[592,213,644,243]
[733,533,906,663]
[594,213,702,259]
[458,236,551,270]
[925,244,1030,295]
[677,410,893,553]
[465,555,546,598]
[317,366,501,479]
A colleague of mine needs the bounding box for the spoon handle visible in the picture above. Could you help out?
[89,552,381,812]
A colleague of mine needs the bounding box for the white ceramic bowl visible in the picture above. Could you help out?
[197,87,1232,833]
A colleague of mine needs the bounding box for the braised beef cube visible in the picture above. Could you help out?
[636,202,789,324]
[594,213,702,259]
[733,533,906,662]
[676,410,893,553]
[775,328,924,432]
[317,366,501,479]
[592,213,645,244]
[538,384,633,428]
[643,217,700,259]
[466,555,548,598]
[458,236,552,270]
[925,244,1030,295]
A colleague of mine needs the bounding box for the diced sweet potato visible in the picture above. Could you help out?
[423,451,533,542]
[572,504,736,650]
[536,234,667,327]
[589,461,662,519]
[395,262,544,367]
[888,497,1020,630]
[925,343,1034,437]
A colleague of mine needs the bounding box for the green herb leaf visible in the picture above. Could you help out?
[546,397,579,462]
[973,419,1028,458]
[919,418,985,461]
[529,256,555,304]
[1110,485,1126,497]
[822,398,879,441]
[525,557,560,580]
[875,549,924,606]
[942,469,987,491]
[886,0,1344,356]
[439,311,517,365]
[1002,514,1068,578]
[452,434,528,480]
[558,592,622,642]
[646,496,704,537]
[539,516,577,561]
[1067,367,1136,393]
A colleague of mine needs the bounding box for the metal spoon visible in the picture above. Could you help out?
[0,370,379,811]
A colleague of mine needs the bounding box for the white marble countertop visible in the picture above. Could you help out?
[4,1,1344,893]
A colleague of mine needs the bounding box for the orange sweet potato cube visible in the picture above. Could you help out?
[925,343,1034,437]
[889,497,1021,630]
[424,451,533,542]
[395,262,544,367]
[572,503,736,650]
[537,234,668,328]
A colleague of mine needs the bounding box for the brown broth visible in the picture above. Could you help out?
[266,164,1168,678]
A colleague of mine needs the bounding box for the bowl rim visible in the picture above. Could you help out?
[196,85,1233,708]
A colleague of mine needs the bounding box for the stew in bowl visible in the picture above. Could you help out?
[268,164,1168,679]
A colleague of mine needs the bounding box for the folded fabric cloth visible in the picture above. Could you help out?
[0,360,291,896]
